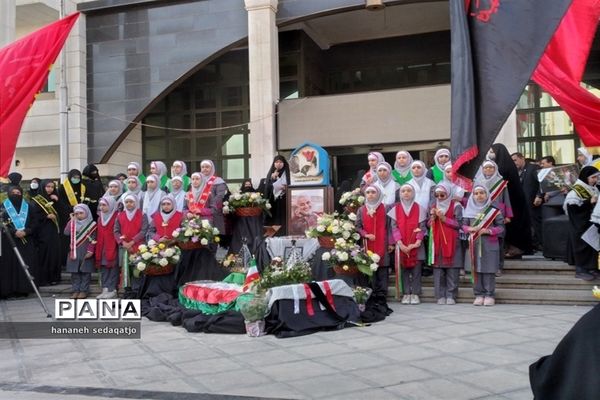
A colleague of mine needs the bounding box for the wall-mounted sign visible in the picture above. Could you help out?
[288,142,330,186]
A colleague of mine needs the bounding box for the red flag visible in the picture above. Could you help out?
[532,0,600,146]
[0,13,79,177]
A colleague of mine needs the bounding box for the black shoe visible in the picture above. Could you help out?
[422,267,433,277]
[575,272,595,281]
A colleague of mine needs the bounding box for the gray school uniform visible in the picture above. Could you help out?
[463,212,505,297]
[430,202,464,300]
[64,220,96,293]
[209,182,228,234]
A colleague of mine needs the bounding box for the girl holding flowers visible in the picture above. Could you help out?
[355,185,389,297]
[462,185,505,306]
[389,183,426,305]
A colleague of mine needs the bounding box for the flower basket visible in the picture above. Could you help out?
[318,236,336,249]
[244,320,266,337]
[333,263,360,276]
[235,207,262,217]
[144,263,175,276]
[177,241,205,251]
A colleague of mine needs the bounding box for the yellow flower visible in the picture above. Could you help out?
[342,265,349,271]
[158,243,166,249]
[327,226,333,233]
[151,247,160,254]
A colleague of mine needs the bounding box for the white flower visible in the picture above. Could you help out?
[331,226,340,234]
[158,258,169,267]
[370,263,379,271]
[200,238,209,246]
[137,262,146,271]
[266,203,272,209]
[147,239,157,247]
[317,225,326,232]
[212,228,220,235]
[342,222,353,231]
[223,206,230,214]
[321,252,331,261]
[250,193,259,200]
[338,252,348,261]
[223,201,229,206]
[342,231,350,239]
[184,229,194,237]
[138,245,148,253]
[358,196,365,203]
[352,233,361,241]
[272,257,282,262]
[233,193,242,200]
[348,213,357,221]
[141,252,152,260]
[172,255,180,262]
[201,219,210,229]
[335,238,346,244]
[164,248,174,257]
[371,254,381,263]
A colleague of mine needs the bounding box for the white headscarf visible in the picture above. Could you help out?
[408,160,434,210]
[171,160,188,177]
[190,172,203,202]
[73,204,93,232]
[127,162,143,177]
[104,179,123,200]
[98,196,117,227]
[442,164,465,200]
[159,195,177,223]
[142,174,165,223]
[200,160,225,185]
[394,150,413,177]
[578,147,594,167]
[169,176,185,211]
[366,152,385,176]
[151,161,168,180]
[375,162,397,206]
[433,182,453,214]
[363,185,384,216]
[474,160,504,191]
[463,185,492,218]
[122,193,140,221]
[433,148,451,171]
[125,176,142,196]
[389,183,427,222]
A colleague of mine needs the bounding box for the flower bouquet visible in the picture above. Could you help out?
[257,257,313,291]
[237,293,269,337]
[339,188,365,214]
[306,212,361,249]
[221,253,248,274]
[129,239,181,276]
[172,216,220,250]
[223,192,272,217]
[353,286,372,312]
[321,239,380,277]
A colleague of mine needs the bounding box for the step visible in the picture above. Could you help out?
[414,273,594,290]
[388,287,598,306]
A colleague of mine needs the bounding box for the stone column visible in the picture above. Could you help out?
[244,0,279,186]
[0,0,16,50]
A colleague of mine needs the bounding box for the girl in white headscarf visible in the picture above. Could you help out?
[95,196,119,299]
[126,161,146,186]
[196,160,228,233]
[374,162,399,206]
[148,194,184,243]
[142,174,166,223]
[389,183,426,305]
[361,152,385,189]
[462,184,504,306]
[149,161,169,190]
[167,160,190,192]
[104,179,124,202]
[428,182,463,305]
[355,185,389,297]
[64,204,97,299]
[427,148,451,184]
[474,160,513,223]
[442,164,466,202]
[407,160,435,211]
[577,147,594,167]
[168,176,186,212]
[392,150,413,185]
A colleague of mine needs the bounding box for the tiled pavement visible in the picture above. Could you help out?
[0,296,592,400]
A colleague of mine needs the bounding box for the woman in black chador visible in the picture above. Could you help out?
[0,186,39,298]
[30,179,63,285]
[263,155,290,236]
[58,169,86,267]
[489,143,532,257]
[82,164,105,221]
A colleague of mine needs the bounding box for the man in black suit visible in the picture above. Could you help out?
[512,152,542,251]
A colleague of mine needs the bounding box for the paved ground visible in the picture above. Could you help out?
[0,296,592,400]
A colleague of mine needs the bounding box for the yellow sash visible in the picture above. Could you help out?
[62,179,86,207]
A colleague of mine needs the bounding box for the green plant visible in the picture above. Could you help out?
[257,258,313,291]
[238,294,269,322]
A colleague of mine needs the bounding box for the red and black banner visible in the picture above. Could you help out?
[450,0,599,184]
[0,13,79,177]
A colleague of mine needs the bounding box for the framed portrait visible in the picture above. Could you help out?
[286,186,334,236]
[537,164,579,193]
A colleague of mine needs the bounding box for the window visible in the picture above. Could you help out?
[41,68,56,93]
[516,83,582,164]
[141,50,250,184]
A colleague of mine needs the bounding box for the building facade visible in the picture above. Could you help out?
[2,0,599,186]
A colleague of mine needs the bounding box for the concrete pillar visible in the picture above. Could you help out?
[244,0,279,185]
[0,0,16,48]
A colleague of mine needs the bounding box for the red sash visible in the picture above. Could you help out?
[186,176,217,214]
[395,203,420,268]
[151,211,183,240]
[95,213,118,267]
[431,202,458,267]
[117,210,144,252]
[361,205,386,264]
